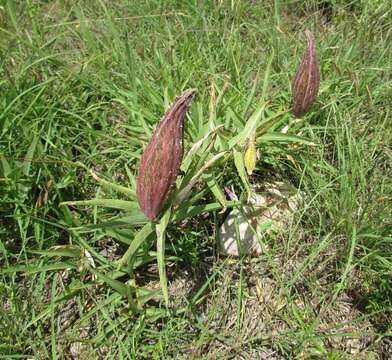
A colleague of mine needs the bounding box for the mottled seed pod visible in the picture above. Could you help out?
[292,30,320,118]
[137,89,197,220]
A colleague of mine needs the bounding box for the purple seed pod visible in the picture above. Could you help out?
[292,30,320,118]
[137,89,197,220]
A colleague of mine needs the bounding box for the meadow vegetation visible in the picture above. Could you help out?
[0,1,391,358]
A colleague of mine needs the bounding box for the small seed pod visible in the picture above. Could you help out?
[292,30,320,118]
[137,89,197,220]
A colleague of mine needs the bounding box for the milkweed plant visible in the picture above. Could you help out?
[62,30,321,310]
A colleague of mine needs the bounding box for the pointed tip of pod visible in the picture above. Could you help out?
[292,30,320,118]
[304,29,315,47]
[136,89,197,220]
[182,88,198,98]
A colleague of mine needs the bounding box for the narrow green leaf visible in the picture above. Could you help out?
[71,214,149,232]
[175,151,227,203]
[228,101,267,149]
[61,198,139,212]
[138,287,163,304]
[257,109,289,136]
[22,133,39,176]
[257,132,316,145]
[102,229,133,245]
[260,50,275,103]
[0,262,76,274]
[88,267,135,299]
[173,200,238,222]
[50,273,58,360]
[116,222,155,270]
[228,51,274,149]
[242,70,260,117]
[203,173,227,209]
[181,125,223,173]
[87,168,135,199]
[28,246,83,258]
[156,208,171,306]
[6,0,18,32]
[233,148,251,193]
[0,155,11,177]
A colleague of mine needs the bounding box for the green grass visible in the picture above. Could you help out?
[0,0,391,358]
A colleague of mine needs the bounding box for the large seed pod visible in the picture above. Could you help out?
[137,89,197,220]
[292,30,320,118]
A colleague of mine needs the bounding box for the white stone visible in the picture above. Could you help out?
[218,181,302,257]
